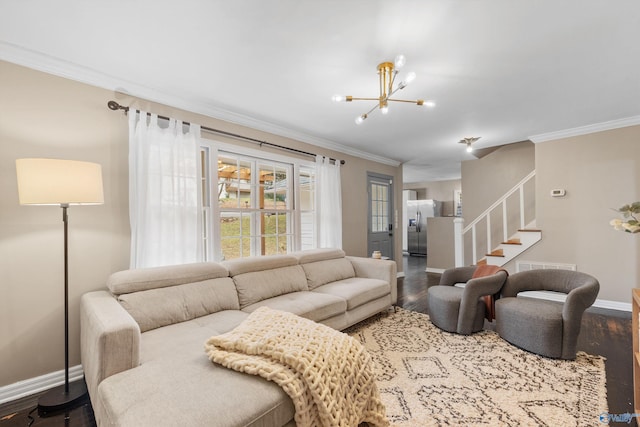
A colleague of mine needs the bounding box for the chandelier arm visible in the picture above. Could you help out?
[349,97,381,102]
[363,103,379,116]
[387,98,423,104]
[389,70,398,97]
[388,84,405,98]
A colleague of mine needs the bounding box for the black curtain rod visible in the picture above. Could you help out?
[107,101,345,165]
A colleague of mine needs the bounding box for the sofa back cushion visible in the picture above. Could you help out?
[301,258,356,290]
[222,255,308,309]
[107,263,240,332]
[293,248,346,264]
[117,278,240,332]
[107,262,229,295]
[293,248,356,290]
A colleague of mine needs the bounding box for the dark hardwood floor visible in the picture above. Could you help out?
[1,254,634,426]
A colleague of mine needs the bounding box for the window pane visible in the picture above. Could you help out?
[218,157,252,209]
[263,236,287,256]
[220,212,240,237]
[300,169,314,211]
[275,166,288,210]
[300,211,314,250]
[221,236,251,260]
[276,212,287,234]
[220,212,251,237]
[258,164,274,186]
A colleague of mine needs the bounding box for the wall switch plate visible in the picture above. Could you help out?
[550,189,566,197]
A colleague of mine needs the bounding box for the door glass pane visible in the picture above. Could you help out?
[371,182,390,233]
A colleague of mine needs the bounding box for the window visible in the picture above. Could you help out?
[200,143,316,261]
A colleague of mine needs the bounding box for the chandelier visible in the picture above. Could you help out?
[332,55,435,124]
[459,137,481,152]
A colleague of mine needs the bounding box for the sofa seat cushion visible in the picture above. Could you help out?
[140,310,249,363]
[99,347,294,427]
[241,291,346,323]
[312,278,389,310]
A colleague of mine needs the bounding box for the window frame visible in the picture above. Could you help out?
[200,138,316,261]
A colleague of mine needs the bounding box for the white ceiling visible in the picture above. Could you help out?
[1,0,639,183]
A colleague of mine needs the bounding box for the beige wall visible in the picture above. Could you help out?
[461,141,535,221]
[0,60,403,388]
[404,179,461,216]
[426,217,456,271]
[461,142,536,264]
[523,125,640,303]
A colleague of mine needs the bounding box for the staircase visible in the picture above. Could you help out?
[454,170,540,267]
[478,228,542,266]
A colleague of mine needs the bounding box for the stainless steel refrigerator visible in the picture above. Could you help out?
[407,199,441,256]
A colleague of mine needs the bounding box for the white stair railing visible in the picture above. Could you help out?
[454,170,536,266]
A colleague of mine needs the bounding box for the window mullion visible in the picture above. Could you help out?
[250,160,259,256]
[210,145,221,261]
[293,163,301,252]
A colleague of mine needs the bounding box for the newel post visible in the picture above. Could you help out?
[454,217,465,267]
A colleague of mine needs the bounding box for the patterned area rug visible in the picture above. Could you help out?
[345,308,607,427]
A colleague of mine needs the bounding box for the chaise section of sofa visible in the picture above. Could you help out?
[81,249,397,427]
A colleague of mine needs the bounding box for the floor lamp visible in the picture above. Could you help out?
[15,158,104,413]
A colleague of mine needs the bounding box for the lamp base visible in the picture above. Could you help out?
[38,380,88,416]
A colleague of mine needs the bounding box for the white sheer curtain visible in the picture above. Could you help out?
[128,111,202,268]
[315,155,342,249]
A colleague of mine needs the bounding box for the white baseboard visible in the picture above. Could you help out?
[519,291,631,312]
[0,365,84,405]
[425,267,446,274]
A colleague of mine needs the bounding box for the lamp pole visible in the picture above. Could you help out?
[63,204,69,394]
[37,204,88,414]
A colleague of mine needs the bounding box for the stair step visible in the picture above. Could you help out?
[518,229,542,232]
[502,239,522,245]
[486,249,505,257]
[477,259,487,266]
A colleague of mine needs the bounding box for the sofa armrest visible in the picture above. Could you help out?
[81,291,141,403]
[346,256,397,305]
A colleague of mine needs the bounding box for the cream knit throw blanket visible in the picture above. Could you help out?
[204,306,388,427]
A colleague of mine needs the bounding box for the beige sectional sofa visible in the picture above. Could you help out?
[80,248,397,427]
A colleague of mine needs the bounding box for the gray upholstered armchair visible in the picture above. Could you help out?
[428,265,508,335]
[495,269,599,360]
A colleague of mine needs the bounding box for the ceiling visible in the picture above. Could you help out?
[1,1,639,183]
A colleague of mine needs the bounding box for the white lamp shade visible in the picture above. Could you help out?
[16,158,104,205]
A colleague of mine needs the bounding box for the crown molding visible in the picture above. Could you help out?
[0,41,400,167]
[529,116,640,143]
